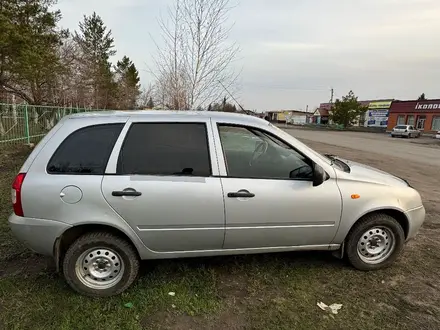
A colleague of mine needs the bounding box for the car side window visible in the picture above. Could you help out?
[47,124,124,175]
[218,124,313,180]
[117,122,211,176]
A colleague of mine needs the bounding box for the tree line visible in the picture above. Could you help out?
[0,1,141,109]
[0,0,240,111]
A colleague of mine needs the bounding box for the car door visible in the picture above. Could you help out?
[101,119,225,253]
[212,123,342,249]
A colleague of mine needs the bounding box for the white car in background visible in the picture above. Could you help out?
[391,125,421,138]
[435,131,440,139]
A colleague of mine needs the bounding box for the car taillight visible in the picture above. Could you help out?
[12,173,26,217]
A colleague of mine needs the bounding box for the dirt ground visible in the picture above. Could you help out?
[0,134,440,329]
[288,128,440,166]
[299,137,440,329]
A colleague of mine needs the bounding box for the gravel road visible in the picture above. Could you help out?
[285,129,440,166]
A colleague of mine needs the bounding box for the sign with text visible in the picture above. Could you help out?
[415,102,440,110]
[367,109,388,127]
[368,101,392,109]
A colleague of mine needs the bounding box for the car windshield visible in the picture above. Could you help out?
[395,125,407,129]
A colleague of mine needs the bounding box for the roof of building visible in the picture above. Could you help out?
[389,99,440,113]
[313,108,329,116]
[391,99,440,103]
[267,109,309,114]
[319,99,393,110]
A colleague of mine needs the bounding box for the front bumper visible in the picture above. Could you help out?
[405,205,426,241]
[8,214,72,257]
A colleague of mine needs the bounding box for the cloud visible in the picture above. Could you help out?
[57,0,440,110]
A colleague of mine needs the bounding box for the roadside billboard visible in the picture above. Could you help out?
[366,101,392,127]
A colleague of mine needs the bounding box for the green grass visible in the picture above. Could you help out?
[0,146,439,329]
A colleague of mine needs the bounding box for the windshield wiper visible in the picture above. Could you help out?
[324,154,336,165]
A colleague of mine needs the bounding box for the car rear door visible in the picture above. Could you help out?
[212,122,342,249]
[101,118,225,253]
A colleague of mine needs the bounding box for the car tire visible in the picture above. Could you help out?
[345,213,405,271]
[63,232,140,297]
[391,134,395,138]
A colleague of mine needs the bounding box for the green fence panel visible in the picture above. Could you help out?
[0,103,103,147]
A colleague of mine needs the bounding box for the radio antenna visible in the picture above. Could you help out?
[217,81,253,115]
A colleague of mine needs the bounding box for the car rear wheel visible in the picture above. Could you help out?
[345,213,405,271]
[63,232,140,297]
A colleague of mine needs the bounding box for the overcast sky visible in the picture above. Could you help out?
[57,0,440,111]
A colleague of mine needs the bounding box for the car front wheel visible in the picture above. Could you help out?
[63,232,140,297]
[345,213,405,271]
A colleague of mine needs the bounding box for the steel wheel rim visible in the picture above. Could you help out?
[357,227,396,264]
[75,247,125,290]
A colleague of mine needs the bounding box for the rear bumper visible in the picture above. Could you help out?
[8,214,71,257]
[405,205,426,240]
[391,132,409,137]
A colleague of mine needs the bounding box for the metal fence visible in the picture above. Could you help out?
[0,103,95,147]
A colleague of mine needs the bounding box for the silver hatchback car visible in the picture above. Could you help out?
[9,111,425,297]
[391,125,421,138]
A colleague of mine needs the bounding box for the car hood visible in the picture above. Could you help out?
[336,158,409,187]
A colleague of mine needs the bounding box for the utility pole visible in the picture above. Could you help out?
[330,88,334,104]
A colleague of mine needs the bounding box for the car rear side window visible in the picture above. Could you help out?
[47,124,124,175]
[117,123,211,176]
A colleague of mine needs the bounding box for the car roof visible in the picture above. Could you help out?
[66,110,267,125]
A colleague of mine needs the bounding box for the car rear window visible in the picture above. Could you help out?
[47,124,124,175]
[395,125,407,129]
[117,122,211,176]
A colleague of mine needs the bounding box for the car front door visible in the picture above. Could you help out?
[213,123,342,249]
[101,119,225,253]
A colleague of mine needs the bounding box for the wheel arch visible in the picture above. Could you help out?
[347,208,409,240]
[54,223,141,272]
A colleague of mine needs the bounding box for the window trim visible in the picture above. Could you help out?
[115,121,213,177]
[396,115,406,125]
[431,116,440,131]
[216,123,314,181]
[46,123,124,176]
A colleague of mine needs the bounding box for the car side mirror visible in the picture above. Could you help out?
[313,163,328,187]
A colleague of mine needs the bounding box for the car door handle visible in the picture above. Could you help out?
[112,190,142,197]
[227,190,255,198]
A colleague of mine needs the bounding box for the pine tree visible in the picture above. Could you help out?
[115,56,141,109]
[0,0,67,104]
[146,97,154,109]
[74,12,116,108]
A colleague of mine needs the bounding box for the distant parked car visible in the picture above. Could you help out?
[9,111,425,297]
[435,131,440,139]
[391,125,421,138]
